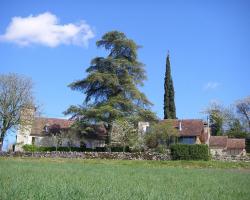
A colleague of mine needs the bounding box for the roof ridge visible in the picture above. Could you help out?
[35,117,72,121]
[161,119,203,121]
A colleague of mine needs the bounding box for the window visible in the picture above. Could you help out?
[32,137,35,145]
[179,136,196,144]
[44,124,49,133]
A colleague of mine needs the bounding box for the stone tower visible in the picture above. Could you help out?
[15,106,35,151]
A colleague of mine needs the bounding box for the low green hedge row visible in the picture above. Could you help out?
[22,145,130,152]
[170,144,209,161]
[22,145,85,152]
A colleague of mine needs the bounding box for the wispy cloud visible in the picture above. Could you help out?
[0,12,95,47]
[203,81,219,91]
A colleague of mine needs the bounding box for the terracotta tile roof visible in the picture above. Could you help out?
[162,119,204,136]
[30,117,107,140]
[227,138,245,149]
[30,117,74,136]
[209,136,246,149]
[209,136,228,148]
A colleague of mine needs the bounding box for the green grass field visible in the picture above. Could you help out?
[0,158,250,200]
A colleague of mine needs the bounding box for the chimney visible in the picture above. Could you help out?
[179,120,182,131]
[206,116,211,145]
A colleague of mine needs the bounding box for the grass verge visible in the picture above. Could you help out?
[0,158,249,200]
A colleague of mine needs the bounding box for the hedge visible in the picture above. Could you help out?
[170,144,209,161]
[110,146,130,152]
[22,145,130,152]
[22,145,86,152]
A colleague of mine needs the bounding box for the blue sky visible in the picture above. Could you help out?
[1,0,250,149]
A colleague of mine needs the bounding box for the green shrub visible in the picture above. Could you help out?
[23,145,86,152]
[22,145,131,153]
[170,144,209,161]
[155,145,167,154]
[111,146,130,152]
[95,147,106,152]
[145,133,158,148]
[170,144,190,160]
[189,144,209,160]
[22,144,38,152]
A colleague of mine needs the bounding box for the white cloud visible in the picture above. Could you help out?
[0,12,95,47]
[203,82,219,90]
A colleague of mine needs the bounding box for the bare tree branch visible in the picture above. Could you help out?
[235,96,250,130]
[0,73,35,150]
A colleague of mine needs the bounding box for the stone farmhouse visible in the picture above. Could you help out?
[15,110,246,156]
[15,117,107,151]
[139,119,246,156]
[209,136,246,156]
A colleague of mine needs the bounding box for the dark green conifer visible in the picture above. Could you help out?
[164,53,176,119]
[65,31,157,143]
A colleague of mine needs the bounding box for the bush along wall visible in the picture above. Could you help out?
[22,145,130,153]
[170,144,209,161]
[22,145,86,152]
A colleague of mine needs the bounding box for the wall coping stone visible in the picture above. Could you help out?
[0,151,172,160]
[0,151,249,162]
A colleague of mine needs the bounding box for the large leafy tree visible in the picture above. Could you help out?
[227,119,248,138]
[145,120,178,148]
[235,96,250,130]
[65,31,156,143]
[164,53,176,119]
[0,73,35,151]
[111,119,138,152]
[204,100,250,137]
[204,103,225,136]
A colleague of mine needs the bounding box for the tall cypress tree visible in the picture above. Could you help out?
[164,53,176,119]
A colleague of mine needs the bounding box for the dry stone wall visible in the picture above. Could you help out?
[1,151,249,162]
[211,154,250,162]
[0,151,171,160]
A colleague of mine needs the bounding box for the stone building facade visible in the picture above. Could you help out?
[15,117,106,151]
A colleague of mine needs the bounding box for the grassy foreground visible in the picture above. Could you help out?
[0,158,250,200]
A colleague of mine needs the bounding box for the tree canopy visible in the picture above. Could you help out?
[235,96,250,130]
[0,73,35,150]
[204,99,250,137]
[65,31,157,136]
[145,120,178,148]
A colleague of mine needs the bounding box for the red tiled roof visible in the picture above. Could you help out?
[30,117,74,136]
[209,136,228,148]
[227,138,245,149]
[30,117,107,140]
[209,136,246,149]
[162,119,204,136]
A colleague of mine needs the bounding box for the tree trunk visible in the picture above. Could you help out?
[0,137,3,152]
[0,129,7,152]
[106,123,113,152]
[55,136,58,154]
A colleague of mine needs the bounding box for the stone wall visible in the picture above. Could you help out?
[1,151,249,162]
[211,154,250,162]
[0,151,171,161]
